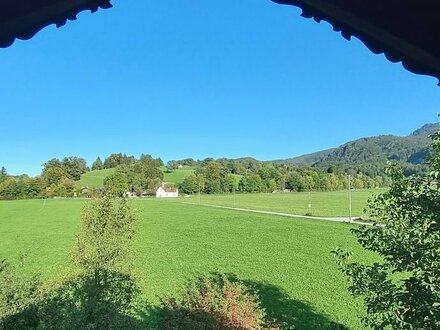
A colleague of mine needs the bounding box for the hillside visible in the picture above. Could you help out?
[275,123,439,175]
[75,168,116,189]
[76,166,194,189]
[162,166,194,184]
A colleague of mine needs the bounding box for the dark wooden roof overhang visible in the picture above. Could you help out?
[1,0,440,84]
[272,0,440,84]
[0,0,112,48]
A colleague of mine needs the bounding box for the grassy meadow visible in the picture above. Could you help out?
[0,196,376,329]
[162,166,194,184]
[76,167,193,189]
[182,189,385,217]
[75,168,115,188]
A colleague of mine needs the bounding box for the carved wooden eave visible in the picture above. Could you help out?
[2,0,440,84]
[0,0,112,48]
[272,0,440,84]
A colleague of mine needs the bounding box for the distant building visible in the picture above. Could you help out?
[124,191,137,198]
[156,186,179,198]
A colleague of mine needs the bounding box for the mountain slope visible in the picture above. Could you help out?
[276,123,439,175]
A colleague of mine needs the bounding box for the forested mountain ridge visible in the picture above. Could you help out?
[275,123,439,176]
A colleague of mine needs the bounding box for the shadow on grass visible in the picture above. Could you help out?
[144,273,350,330]
[0,269,146,330]
[1,269,350,330]
[221,273,350,329]
[240,278,350,330]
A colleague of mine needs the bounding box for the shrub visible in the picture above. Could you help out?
[159,275,270,330]
[1,194,145,330]
[0,259,41,329]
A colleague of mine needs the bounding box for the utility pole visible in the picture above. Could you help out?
[308,191,312,214]
[348,175,352,223]
[198,180,201,205]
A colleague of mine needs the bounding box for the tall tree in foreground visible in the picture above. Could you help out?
[333,127,440,329]
[68,193,143,329]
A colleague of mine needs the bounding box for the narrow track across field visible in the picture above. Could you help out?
[181,202,373,226]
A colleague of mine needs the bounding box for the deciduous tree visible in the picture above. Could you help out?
[333,128,440,329]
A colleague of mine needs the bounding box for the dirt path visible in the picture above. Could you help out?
[181,202,372,226]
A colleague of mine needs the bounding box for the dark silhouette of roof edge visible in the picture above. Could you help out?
[272,0,440,85]
[0,0,112,48]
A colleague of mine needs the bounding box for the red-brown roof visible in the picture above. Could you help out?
[163,187,178,193]
[0,0,112,47]
[273,0,440,84]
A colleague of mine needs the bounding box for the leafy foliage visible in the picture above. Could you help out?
[0,258,41,329]
[73,193,136,273]
[178,158,385,195]
[92,156,104,171]
[158,275,269,330]
[333,128,440,329]
[0,194,145,329]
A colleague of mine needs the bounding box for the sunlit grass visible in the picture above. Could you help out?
[0,198,374,329]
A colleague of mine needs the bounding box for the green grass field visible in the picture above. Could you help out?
[0,197,375,329]
[162,166,194,184]
[182,189,385,217]
[75,168,116,188]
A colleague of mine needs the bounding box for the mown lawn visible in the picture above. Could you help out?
[0,198,374,329]
[182,189,386,217]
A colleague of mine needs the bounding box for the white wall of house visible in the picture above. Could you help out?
[156,187,179,198]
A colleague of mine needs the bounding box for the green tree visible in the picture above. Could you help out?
[286,171,305,192]
[92,157,104,171]
[103,153,124,169]
[201,161,228,194]
[42,160,66,186]
[0,167,6,184]
[166,160,179,172]
[54,177,75,197]
[67,194,142,329]
[73,194,136,273]
[180,174,204,195]
[333,128,440,329]
[239,173,263,193]
[103,172,128,196]
[62,156,88,181]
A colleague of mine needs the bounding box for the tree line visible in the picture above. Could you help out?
[0,153,392,200]
[178,158,391,195]
[0,153,164,200]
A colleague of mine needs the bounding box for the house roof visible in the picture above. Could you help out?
[0,0,112,48]
[157,187,178,193]
[272,0,440,83]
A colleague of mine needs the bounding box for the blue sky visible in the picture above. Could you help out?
[1,0,439,176]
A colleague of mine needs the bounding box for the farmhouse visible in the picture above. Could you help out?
[156,186,179,198]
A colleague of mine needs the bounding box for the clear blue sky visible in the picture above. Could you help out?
[1,0,439,176]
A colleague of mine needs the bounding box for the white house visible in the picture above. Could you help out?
[156,186,179,198]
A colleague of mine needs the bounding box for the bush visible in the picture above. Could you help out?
[1,194,146,330]
[159,275,271,330]
[0,259,42,329]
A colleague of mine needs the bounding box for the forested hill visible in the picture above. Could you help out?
[275,123,440,176]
